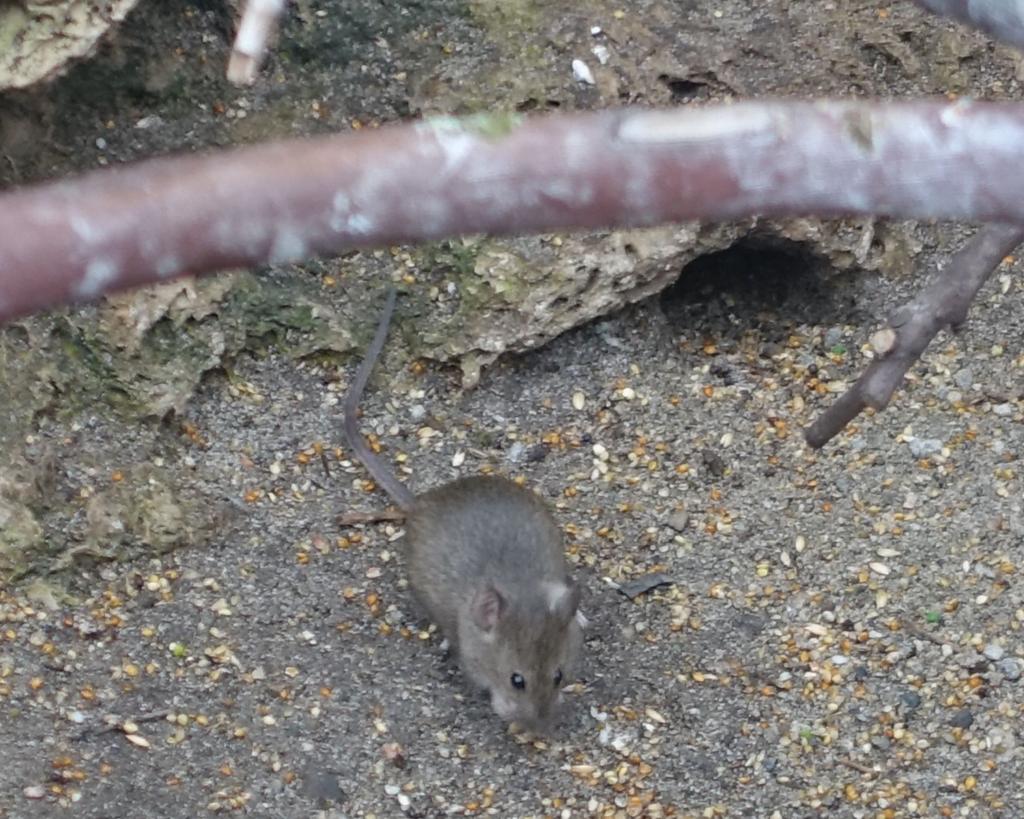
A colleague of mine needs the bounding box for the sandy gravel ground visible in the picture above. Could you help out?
[4,255,1024,817]
[3,1,1024,817]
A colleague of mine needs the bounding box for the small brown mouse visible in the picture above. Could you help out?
[344,287,583,732]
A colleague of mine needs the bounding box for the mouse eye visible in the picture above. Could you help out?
[553,669,563,687]
[510,673,526,691]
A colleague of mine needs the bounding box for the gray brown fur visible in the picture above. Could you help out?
[343,288,583,731]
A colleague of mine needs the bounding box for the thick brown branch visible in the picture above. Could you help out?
[805,223,1024,449]
[913,0,1024,50]
[4,100,1024,324]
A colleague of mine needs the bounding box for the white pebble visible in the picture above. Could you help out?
[572,58,595,84]
[907,437,942,458]
[984,644,1005,661]
[134,115,164,130]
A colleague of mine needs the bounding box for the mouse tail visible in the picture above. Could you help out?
[343,286,417,511]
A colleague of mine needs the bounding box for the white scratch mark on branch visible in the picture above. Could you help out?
[77,258,120,298]
[70,213,102,244]
[615,107,776,144]
[419,118,479,176]
[155,256,182,278]
[268,228,308,264]
[346,213,375,235]
[213,219,271,254]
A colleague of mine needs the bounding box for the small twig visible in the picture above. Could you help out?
[614,573,676,600]
[900,620,948,647]
[129,709,173,724]
[227,0,286,85]
[336,508,406,527]
[838,758,878,777]
[805,223,1024,448]
[73,708,172,741]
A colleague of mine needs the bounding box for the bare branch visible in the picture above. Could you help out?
[805,223,1024,449]
[4,100,1024,324]
[912,0,1024,50]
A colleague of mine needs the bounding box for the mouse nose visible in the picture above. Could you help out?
[528,711,562,735]
[522,700,562,735]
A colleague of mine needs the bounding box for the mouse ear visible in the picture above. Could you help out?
[471,584,505,632]
[545,580,581,622]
